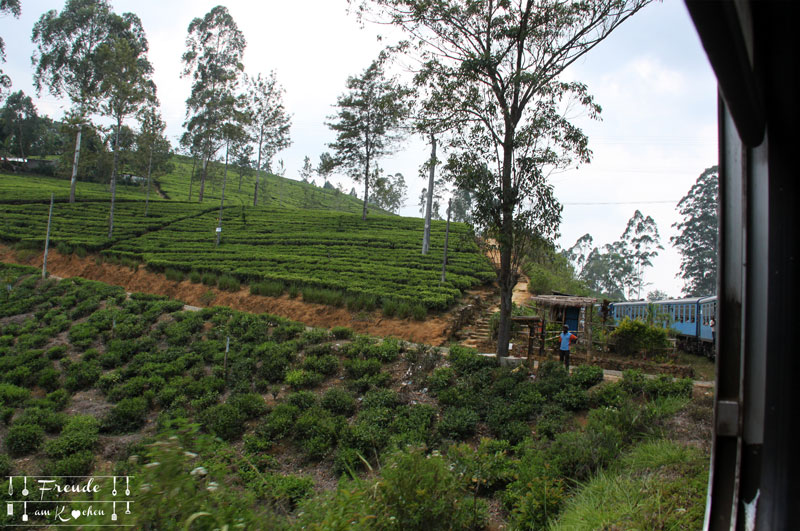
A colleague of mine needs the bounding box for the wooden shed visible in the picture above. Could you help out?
[527,295,597,350]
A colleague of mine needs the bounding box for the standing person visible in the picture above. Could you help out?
[709,317,716,345]
[558,325,578,372]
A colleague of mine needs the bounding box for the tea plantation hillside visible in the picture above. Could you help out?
[0,264,708,529]
[1,168,493,316]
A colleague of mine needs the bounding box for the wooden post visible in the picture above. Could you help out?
[440,199,451,283]
[42,193,54,279]
[224,336,230,381]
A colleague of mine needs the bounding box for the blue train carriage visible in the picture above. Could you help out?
[697,295,717,357]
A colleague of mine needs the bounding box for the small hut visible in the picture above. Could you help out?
[527,294,597,350]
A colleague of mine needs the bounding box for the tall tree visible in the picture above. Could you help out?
[369,169,407,213]
[96,15,153,237]
[232,141,254,192]
[134,102,172,216]
[564,233,595,277]
[181,5,246,203]
[326,58,412,220]
[0,90,39,160]
[620,210,662,299]
[672,165,719,296]
[449,186,474,225]
[418,177,444,219]
[581,242,631,301]
[245,71,291,206]
[354,0,652,356]
[299,155,314,183]
[0,0,21,98]
[32,0,123,202]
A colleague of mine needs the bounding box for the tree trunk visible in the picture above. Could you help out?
[42,193,54,279]
[198,155,208,202]
[362,156,370,221]
[108,119,122,239]
[441,199,451,282]
[253,131,263,206]
[188,156,197,201]
[422,134,436,254]
[216,141,229,246]
[496,130,517,358]
[144,139,154,217]
[69,127,82,203]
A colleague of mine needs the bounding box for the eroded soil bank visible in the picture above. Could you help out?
[0,244,454,345]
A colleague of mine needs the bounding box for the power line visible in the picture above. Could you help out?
[563,199,678,205]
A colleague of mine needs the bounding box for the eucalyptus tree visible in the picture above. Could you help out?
[671,165,719,296]
[135,103,171,217]
[0,90,38,159]
[326,58,412,220]
[0,0,21,97]
[353,0,653,356]
[96,15,154,237]
[620,210,662,299]
[216,92,249,245]
[181,5,246,203]
[370,169,407,213]
[32,0,124,202]
[245,71,291,206]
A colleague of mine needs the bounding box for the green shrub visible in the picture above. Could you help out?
[321,388,356,417]
[218,274,241,292]
[427,367,456,394]
[67,322,99,349]
[56,241,73,255]
[302,287,344,307]
[644,374,693,399]
[536,360,570,398]
[201,272,218,286]
[449,344,496,375]
[412,304,427,321]
[448,438,515,494]
[47,450,94,476]
[165,268,185,282]
[188,270,202,283]
[0,382,30,406]
[621,369,647,396]
[610,317,670,356]
[285,369,324,389]
[103,397,148,433]
[36,366,61,390]
[303,354,339,376]
[382,298,399,317]
[555,384,589,411]
[535,403,570,440]
[286,391,317,411]
[508,477,567,530]
[294,407,342,460]
[438,407,479,440]
[0,453,10,476]
[571,365,604,389]
[64,361,101,392]
[258,404,300,440]
[588,381,629,408]
[250,280,284,297]
[395,300,413,319]
[362,389,400,410]
[45,389,69,410]
[44,415,100,458]
[344,358,381,379]
[288,284,300,298]
[331,326,354,339]
[14,407,66,434]
[200,403,246,441]
[5,423,44,456]
[228,393,268,419]
[378,448,488,530]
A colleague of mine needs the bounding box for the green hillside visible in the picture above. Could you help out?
[0,163,492,315]
[0,264,705,530]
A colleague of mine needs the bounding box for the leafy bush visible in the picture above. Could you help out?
[644,374,693,399]
[5,423,44,456]
[449,345,496,375]
[378,448,488,530]
[200,403,246,441]
[67,322,99,349]
[44,415,100,458]
[0,453,10,476]
[555,384,589,411]
[448,438,515,494]
[589,381,629,408]
[103,397,149,433]
[344,358,382,379]
[331,326,354,339]
[362,389,400,410]
[227,393,268,419]
[201,272,218,286]
[188,270,202,283]
[64,360,101,391]
[294,407,342,460]
[321,388,356,417]
[46,450,94,476]
[14,407,66,434]
[285,369,324,389]
[535,403,570,440]
[438,407,479,440]
[217,274,241,292]
[428,367,456,394]
[610,317,670,356]
[303,354,339,376]
[165,268,185,282]
[286,390,317,411]
[571,365,604,389]
[250,280,284,297]
[0,383,30,406]
[258,403,300,441]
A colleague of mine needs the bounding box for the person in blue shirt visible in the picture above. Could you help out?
[558,325,577,371]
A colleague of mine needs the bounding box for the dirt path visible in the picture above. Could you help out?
[0,244,451,345]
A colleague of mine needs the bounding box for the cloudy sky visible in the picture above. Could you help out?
[1,0,718,297]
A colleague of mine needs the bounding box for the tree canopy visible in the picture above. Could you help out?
[326,58,412,220]
[672,165,719,296]
[352,0,654,355]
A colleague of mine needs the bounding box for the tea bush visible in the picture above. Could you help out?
[200,403,246,441]
[448,438,515,494]
[44,415,100,458]
[64,360,101,391]
[303,354,339,376]
[228,393,268,419]
[285,369,324,389]
[331,326,354,339]
[46,449,94,476]
[103,397,149,433]
[286,391,317,411]
[217,274,241,292]
[438,407,479,440]
[5,423,44,456]
[14,407,66,434]
[0,453,10,476]
[321,388,356,417]
[250,280,285,297]
[0,383,30,406]
[571,365,604,389]
[427,367,456,394]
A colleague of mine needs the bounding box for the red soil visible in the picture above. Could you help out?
[1,244,452,345]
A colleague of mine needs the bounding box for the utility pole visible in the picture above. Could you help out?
[441,199,451,283]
